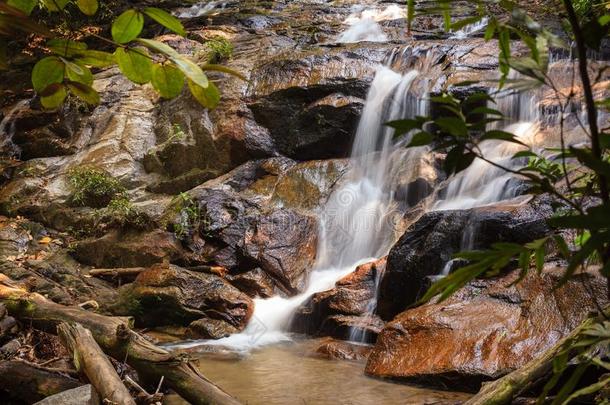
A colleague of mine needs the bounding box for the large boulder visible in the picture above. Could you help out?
[116,263,253,331]
[366,266,608,390]
[377,197,553,320]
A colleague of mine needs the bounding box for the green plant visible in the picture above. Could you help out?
[98,195,149,229]
[172,192,200,238]
[67,166,125,208]
[1,0,244,109]
[205,36,234,63]
[396,0,610,402]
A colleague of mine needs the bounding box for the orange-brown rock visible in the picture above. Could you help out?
[313,337,372,361]
[292,258,386,341]
[366,266,608,391]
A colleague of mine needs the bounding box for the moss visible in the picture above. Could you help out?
[67,166,126,208]
[204,36,234,63]
[96,196,151,230]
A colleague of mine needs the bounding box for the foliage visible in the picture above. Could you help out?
[171,192,200,239]
[95,195,150,230]
[204,36,233,63]
[67,166,125,208]
[0,0,244,109]
[399,0,610,401]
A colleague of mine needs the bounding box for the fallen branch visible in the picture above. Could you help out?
[465,307,610,405]
[0,360,81,403]
[0,274,240,405]
[58,322,136,405]
[89,267,147,281]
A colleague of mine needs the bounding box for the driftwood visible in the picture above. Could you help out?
[89,267,147,282]
[0,360,82,403]
[58,322,136,405]
[0,274,240,405]
[465,307,610,405]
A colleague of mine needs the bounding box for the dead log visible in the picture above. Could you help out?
[0,360,82,403]
[58,322,136,405]
[0,274,240,405]
[465,307,610,405]
[89,267,147,282]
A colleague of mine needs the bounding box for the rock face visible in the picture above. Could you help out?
[366,266,608,390]
[117,263,253,331]
[377,198,553,320]
[292,258,386,341]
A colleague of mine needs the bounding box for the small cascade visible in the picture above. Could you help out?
[449,17,489,39]
[347,263,385,343]
[175,1,227,18]
[172,65,428,351]
[433,74,541,211]
[335,5,405,43]
[0,99,29,158]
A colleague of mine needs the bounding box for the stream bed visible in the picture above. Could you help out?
[191,339,471,404]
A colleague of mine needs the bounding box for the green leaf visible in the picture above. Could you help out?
[188,79,220,109]
[407,132,433,147]
[67,81,100,105]
[114,47,152,84]
[173,56,208,89]
[435,116,468,137]
[64,60,93,86]
[7,0,37,15]
[75,50,115,68]
[151,63,185,99]
[143,7,186,36]
[41,0,69,11]
[32,56,65,92]
[481,130,528,145]
[40,84,67,109]
[47,39,87,58]
[111,9,144,44]
[135,38,179,58]
[562,375,610,404]
[201,64,247,81]
[450,16,481,31]
[76,0,98,16]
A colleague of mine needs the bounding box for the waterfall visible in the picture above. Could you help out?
[334,5,405,43]
[0,99,29,158]
[170,66,426,351]
[174,1,227,18]
[432,75,541,211]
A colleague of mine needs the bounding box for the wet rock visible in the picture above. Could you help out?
[72,229,191,268]
[313,337,372,361]
[377,198,553,320]
[226,267,277,298]
[241,208,318,294]
[366,266,608,391]
[116,263,253,330]
[292,258,386,341]
[187,318,239,339]
[34,385,99,405]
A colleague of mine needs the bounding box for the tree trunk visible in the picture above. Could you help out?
[0,274,241,405]
[58,322,136,405]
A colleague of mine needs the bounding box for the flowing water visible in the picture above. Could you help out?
[0,99,29,158]
[335,4,405,43]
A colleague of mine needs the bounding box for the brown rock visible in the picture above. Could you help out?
[117,263,253,330]
[292,258,386,341]
[187,318,239,339]
[313,337,372,361]
[366,266,608,391]
[227,267,277,298]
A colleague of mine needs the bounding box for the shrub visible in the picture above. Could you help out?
[67,166,126,208]
[205,36,234,63]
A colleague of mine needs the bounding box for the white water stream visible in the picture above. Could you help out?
[172,66,426,351]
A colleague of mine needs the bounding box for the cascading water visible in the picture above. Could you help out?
[335,5,405,43]
[432,76,541,211]
[0,99,29,158]
[171,65,427,351]
[174,1,227,18]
